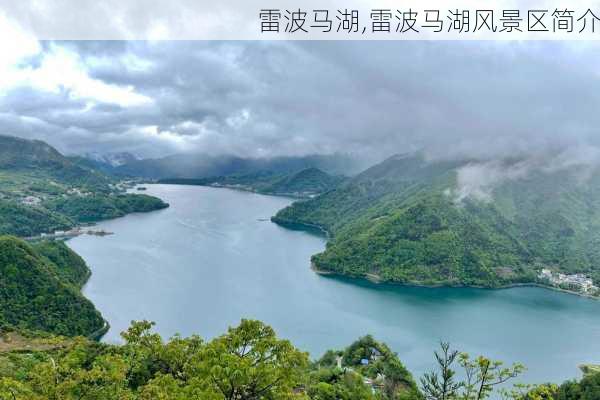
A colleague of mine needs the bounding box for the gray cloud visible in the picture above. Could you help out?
[2,40,600,163]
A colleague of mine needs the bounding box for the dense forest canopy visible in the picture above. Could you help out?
[273,154,600,291]
[0,319,597,400]
[0,236,105,337]
[45,194,169,224]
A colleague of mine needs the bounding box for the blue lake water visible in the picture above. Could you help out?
[68,184,600,386]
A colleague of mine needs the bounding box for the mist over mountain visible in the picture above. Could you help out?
[274,153,600,290]
[85,152,141,167]
[113,152,366,179]
[4,40,600,166]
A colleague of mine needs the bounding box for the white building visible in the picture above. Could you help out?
[21,196,41,206]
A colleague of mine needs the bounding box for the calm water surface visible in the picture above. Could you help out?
[68,184,600,385]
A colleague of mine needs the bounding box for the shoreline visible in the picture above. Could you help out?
[264,190,600,303]
[270,218,331,239]
[213,187,600,302]
[310,263,600,301]
[62,183,600,387]
[87,320,110,341]
[157,181,315,200]
[78,255,111,341]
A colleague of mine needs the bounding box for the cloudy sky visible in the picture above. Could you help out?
[2,32,600,161]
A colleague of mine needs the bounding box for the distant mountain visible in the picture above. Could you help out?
[0,135,66,168]
[115,153,363,179]
[0,236,106,337]
[68,155,117,175]
[273,153,600,291]
[264,167,346,196]
[160,167,346,197]
[85,151,141,167]
[0,135,169,237]
[0,135,111,189]
[67,152,141,176]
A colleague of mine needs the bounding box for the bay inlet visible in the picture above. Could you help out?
[68,184,600,386]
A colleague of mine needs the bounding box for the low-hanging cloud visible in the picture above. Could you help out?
[447,144,600,203]
[449,160,531,203]
[2,38,600,164]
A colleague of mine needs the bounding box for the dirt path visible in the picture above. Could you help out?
[0,332,68,353]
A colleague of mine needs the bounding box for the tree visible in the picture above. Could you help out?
[120,320,166,389]
[306,372,373,400]
[19,337,133,400]
[555,371,600,400]
[458,353,524,400]
[500,383,558,400]
[0,378,35,400]
[420,342,461,400]
[420,343,524,400]
[185,319,309,399]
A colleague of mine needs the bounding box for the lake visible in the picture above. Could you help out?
[68,184,600,385]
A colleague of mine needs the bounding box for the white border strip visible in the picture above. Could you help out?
[1,0,600,40]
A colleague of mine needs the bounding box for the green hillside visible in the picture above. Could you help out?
[266,167,346,196]
[0,200,73,237]
[31,240,92,288]
[161,167,346,198]
[0,135,111,190]
[0,236,105,337]
[0,135,169,237]
[45,193,169,223]
[273,154,600,292]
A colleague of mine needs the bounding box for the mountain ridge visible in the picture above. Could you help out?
[0,134,169,237]
[114,152,364,179]
[273,153,600,293]
[0,135,111,189]
[160,167,346,197]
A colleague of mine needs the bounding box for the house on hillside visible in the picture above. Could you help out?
[21,196,41,206]
[372,348,382,360]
